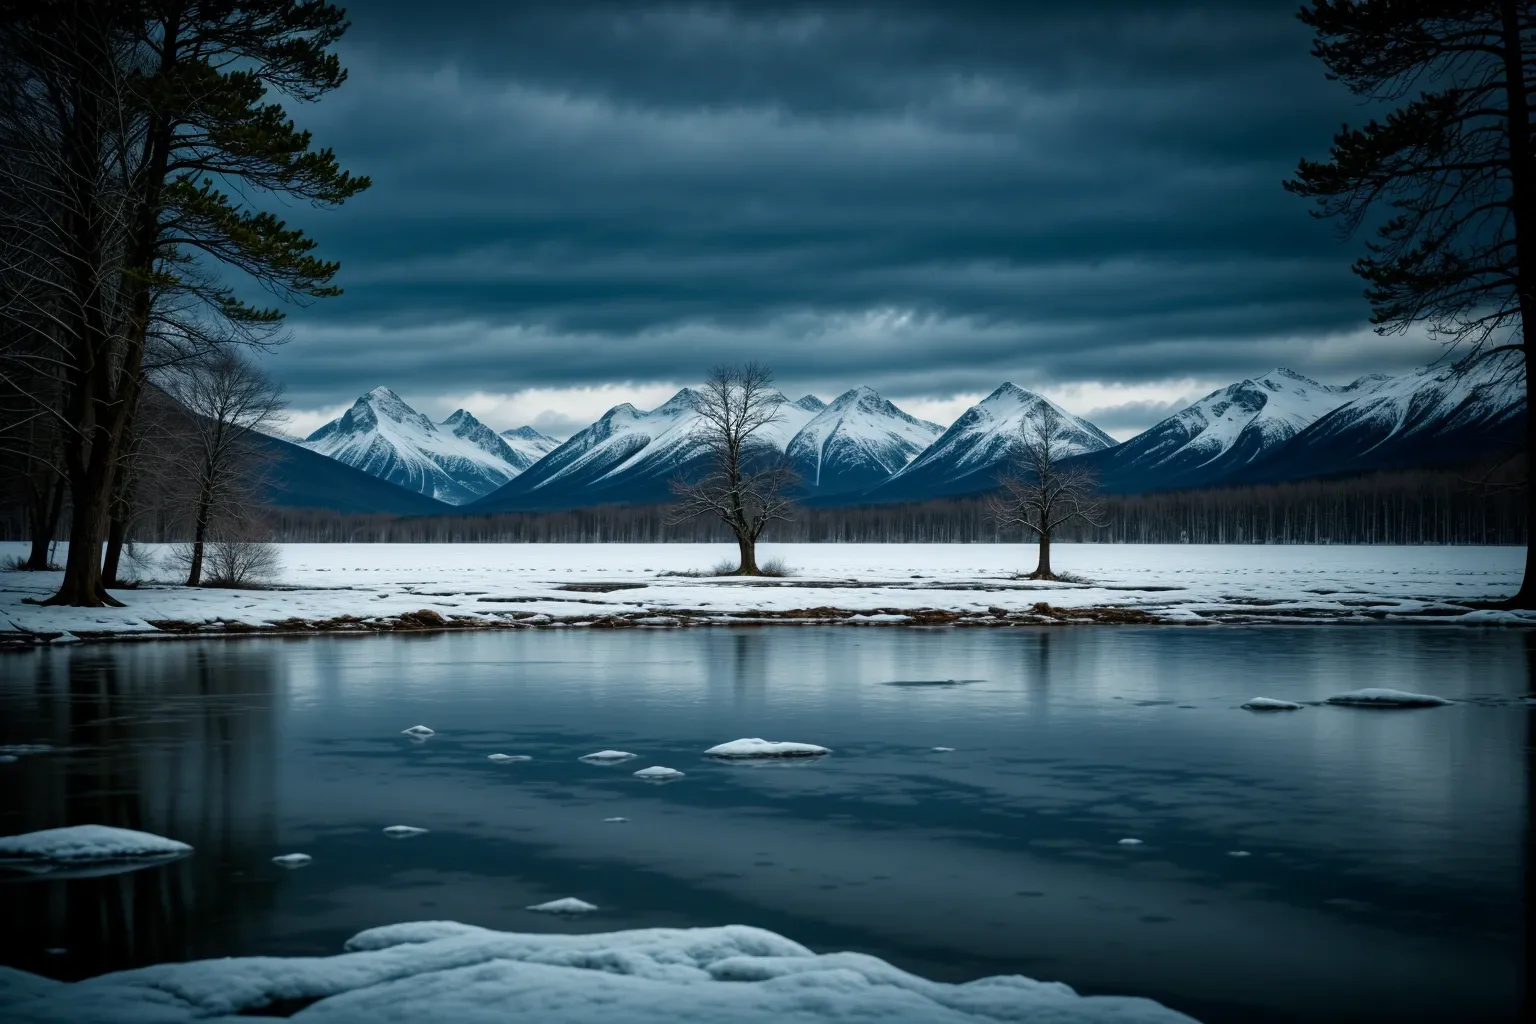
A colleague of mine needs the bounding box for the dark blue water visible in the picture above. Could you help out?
[0,627,1527,1023]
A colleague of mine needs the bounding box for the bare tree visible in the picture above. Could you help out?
[987,403,1105,580]
[668,363,797,575]
[159,350,282,587]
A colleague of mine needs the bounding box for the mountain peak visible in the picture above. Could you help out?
[793,394,826,412]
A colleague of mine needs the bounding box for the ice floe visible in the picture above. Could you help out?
[525,897,599,915]
[0,825,192,878]
[1241,697,1303,710]
[931,746,956,752]
[1117,838,1143,846]
[487,754,532,763]
[0,920,1197,1023]
[703,738,830,759]
[382,826,429,838]
[401,725,436,738]
[604,817,629,823]
[1325,688,1452,707]
[271,853,313,868]
[580,750,637,764]
[633,766,685,781]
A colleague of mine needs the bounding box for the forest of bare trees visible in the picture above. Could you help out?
[72,467,1511,549]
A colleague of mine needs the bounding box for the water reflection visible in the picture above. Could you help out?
[0,627,1525,1024]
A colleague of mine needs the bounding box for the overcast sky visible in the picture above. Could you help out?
[262,0,1441,441]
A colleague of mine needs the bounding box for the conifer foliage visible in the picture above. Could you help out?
[1287,0,1533,604]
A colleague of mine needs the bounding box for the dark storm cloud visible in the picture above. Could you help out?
[263,0,1428,415]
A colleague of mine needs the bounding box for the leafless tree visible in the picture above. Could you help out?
[668,363,798,575]
[987,403,1105,579]
[159,350,282,586]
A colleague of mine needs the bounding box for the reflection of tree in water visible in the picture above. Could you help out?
[0,643,280,980]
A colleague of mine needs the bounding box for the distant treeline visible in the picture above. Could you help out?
[244,467,1524,545]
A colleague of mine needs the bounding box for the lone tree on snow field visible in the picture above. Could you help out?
[1286,0,1533,606]
[987,403,1105,580]
[669,363,798,575]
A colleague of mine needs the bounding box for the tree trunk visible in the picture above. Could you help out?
[24,475,65,570]
[46,458,121,607]
[102,508,127,588]
[1499,0,1534,608]
[1032,531,1053,579]
[188,514,209,587]
[735,535,759,575]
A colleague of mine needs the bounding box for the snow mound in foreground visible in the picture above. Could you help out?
[1325,688,1452,707]
[580,750,637,763]
[633,766,685,781]
[704,738,831,759]
[525,897,598,915]
[0,825,192,877]
[1,921,1197,1023]
[1241,698,1303,711]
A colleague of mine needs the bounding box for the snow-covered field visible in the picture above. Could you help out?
[0,542,1527,642]
[2,920,1195,1023]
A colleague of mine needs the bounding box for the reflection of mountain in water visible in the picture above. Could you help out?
[0,644,282,980]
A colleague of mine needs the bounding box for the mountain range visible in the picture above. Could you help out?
[265,349,1525,514]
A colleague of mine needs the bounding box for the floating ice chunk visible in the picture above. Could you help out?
[1242,697,1303,711]
[271,853,312,868]
[633,766,685,781]
[50,631,80,644]
[382,825,429,838]
[525,897,599,915]
[931,746,956,752]
[487,754,531,763]
[1117,838,1143,846]
[401,725,435,738]
[0,825,192,878]
[703,738,830,759]
[1227,851,1251,858]
[603,817,629,823]
[1325,688,1452,707]
[580,750,637,763]
[0,744,52,756]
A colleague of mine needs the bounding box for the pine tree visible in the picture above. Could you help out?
[1286,0,1533,604]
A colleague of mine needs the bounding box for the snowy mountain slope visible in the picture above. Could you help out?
[865,383,1115,502]
[1084,369,1389,492]
[786,387,944,496]
[301,389,521,505]
[498,425,562,471]
[470,391,823,511]
[1228,349,1525,483]
[252,432,451,515]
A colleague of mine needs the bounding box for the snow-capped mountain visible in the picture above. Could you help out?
[470,390,824,511]
[498,425,562,471]
[786,387,944,496]
[1086,369,1389,492]
[301,388,523,505]
[866,383,1116,502]
[1229,349,1525,483]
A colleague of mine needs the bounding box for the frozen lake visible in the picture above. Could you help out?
[0,626,1526,1023]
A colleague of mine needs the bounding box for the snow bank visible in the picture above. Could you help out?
[0,825,191,877]
[704,738,831,759]
[1241,698,1303,711]
[271,853,312,868]
[1,921,1196,1023]
[382,826,429,838]
[580,750,637,763]
[633,766,685,781]
[525,897,598,915]
[1325,688,1452,707]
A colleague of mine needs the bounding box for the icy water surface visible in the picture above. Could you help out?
[0,627,1527,1023]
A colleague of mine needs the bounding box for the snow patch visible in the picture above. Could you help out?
[580,750,637,763]
[525,897,599,915]
[0,825,192,877]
